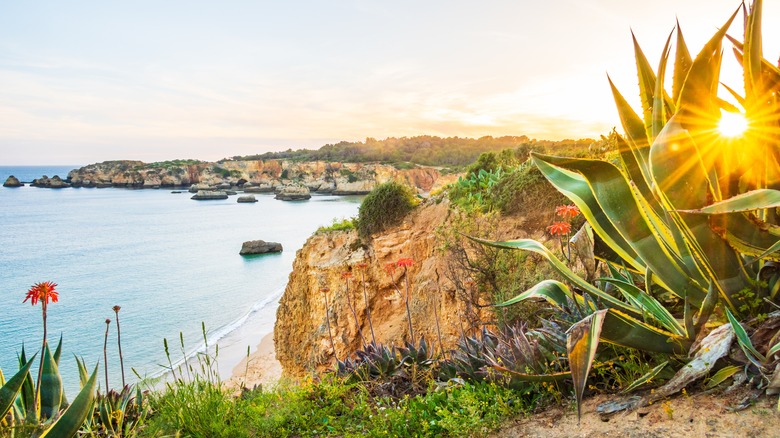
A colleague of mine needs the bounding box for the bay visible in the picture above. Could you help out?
[0,180,360,394]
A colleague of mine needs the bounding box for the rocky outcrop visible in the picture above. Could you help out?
[3,176,22,187]
[67,159,456,195]
[31,175,70,188]
[191,190,228,200]
[274,200,494,378]
[240,240,283,255]
[237,195,258,203]
[275,185,311,201]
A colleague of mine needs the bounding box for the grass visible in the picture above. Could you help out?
[138,377,535,437]
[317,217,357,233]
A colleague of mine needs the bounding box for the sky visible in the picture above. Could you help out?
[1,0,779,165]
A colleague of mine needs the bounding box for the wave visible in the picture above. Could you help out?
[146,286,285,380]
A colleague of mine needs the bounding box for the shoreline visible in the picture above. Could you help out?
[225,331,282,391]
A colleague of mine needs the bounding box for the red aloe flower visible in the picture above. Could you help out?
[384,262,397,275]
[556,204,580,220]
[23,281,59,306]
[355,262,368,269]
[341,271,353,279]
[547,221,572,236]
[396,258,414,268]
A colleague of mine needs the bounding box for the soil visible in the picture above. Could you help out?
[492,390,780,438]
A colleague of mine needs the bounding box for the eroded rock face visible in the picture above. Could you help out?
[190,190,228,200]
[237,195,258,203]
[275,185,311,201]
[240,240,283,255]
[3,176,22,187]
[274,200,490,379]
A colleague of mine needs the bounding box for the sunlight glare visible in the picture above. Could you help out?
[717,110,748,137]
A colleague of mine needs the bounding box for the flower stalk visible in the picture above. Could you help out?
[113,305,126,387]
[355,263,376,344]
[23,281,59,419]
[104,318,111,391]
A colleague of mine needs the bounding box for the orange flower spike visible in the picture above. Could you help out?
[396,258,414,268]
[355,262,368,270]
[341,271,353,279]
[384,262,397,275]
[547,221,572,236]
[556,204,580,220]
[23,281,59,306]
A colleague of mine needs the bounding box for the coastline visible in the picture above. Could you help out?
[225,331,282,390]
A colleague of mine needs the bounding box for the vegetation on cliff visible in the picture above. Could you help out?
[229,135,598,168]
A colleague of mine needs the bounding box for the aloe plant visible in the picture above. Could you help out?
[478,0,780,417]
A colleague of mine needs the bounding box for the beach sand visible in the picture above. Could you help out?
[225,331,282,391]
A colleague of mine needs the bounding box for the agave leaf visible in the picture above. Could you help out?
[706,365,742,389]
[495,279,584,309]
[721,81,746,107]
[622,360,669,393]
[599,278,686,337]
[743,0,763,101]
[75,355,89,388]
[53,334,63,365]
[470,236,639,317]
[768,341,780,357]
[608,77,654,190]
[632,32,675,143]
[652,30,674,139]
[568,309,607,421]
[725,308,766,366]
[39,363,99,438]
[533,153,708,303]
[650,115,748,312]
[600,309,689,354]
[40,343,63,419]
[532,155,644,271]
[681,189,780,213]
[672,21,693,105]
[0,354,36,420]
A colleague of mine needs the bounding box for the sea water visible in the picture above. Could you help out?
[0,169,361,394]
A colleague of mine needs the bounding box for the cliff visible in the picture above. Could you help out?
[67,159,458,194]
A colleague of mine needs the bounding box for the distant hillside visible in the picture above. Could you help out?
[228,135,599,168]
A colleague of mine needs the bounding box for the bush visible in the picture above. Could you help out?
[357,182,417,238]
[317,217,357,233]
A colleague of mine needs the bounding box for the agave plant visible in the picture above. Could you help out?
[476,0,780,417]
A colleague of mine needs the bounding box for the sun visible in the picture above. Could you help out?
[717,110,748,137]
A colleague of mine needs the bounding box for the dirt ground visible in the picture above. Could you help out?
[492,390,780,438]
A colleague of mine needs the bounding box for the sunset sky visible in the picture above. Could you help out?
[2,0,779,165]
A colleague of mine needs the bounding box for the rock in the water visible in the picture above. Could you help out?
[240,240,282,255]
[189,183,213,193]
[31,175,70,188]
[191,190,228,200]
[171,191,183,194]
[275,185,311,201]
[3,175,22,187]
[237,195,258,203]
[226,190,238,195]
[243,182,274,193]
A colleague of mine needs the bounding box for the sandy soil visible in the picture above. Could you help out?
[492,390,780,438]
[224,331,282,392]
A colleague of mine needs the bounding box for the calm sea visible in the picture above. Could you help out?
[0,167,360,394]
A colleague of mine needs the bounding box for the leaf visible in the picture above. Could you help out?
[652,30,674,139]
[622,360,669,393]
[599,278,686,337]
[568,309,607,421]
[600,309,689,355]
[470,236,639,317]
[725,308,766,366]
[680,189,780,214]
[39,363,99,438]
[705,365,741,389]
[0,354,36,420]
[40,343,63,420]
[494,279,583,309]
[532,153,708,303]
[672,21,693,104]
[489,363,572,383]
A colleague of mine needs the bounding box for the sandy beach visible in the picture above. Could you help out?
[225,331,283,391]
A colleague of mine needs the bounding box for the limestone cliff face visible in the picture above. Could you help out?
[67,159,454,194]
[274,200,490,378]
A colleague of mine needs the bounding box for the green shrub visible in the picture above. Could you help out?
[357,181,417,238]
[317,217,357,233]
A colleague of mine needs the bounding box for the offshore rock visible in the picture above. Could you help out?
[275,185,311,201]
[240,240,283,255]
[191,190,228,200]
[237,195,258,203]
[31,175,70,188]
[3,176,22,187]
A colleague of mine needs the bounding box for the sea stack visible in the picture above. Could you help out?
[275,185,311,201]
[191,190,229,200]
[3,176,22,187]
[240,240,283,255]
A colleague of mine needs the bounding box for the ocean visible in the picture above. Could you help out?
[0,166,361,394]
